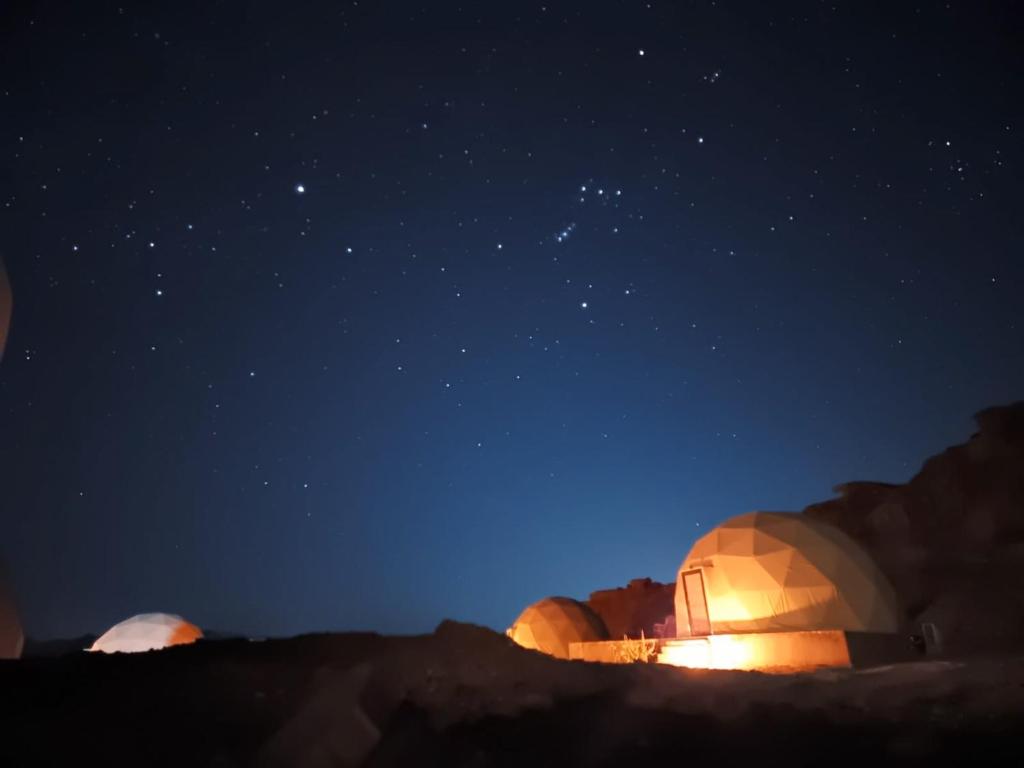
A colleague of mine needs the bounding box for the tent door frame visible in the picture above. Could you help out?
[680,568,711,636]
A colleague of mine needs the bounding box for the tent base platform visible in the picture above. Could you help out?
[570,630,917,672]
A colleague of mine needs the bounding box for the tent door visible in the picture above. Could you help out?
[681,569,711,636]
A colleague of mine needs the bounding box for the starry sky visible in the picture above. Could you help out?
[1,1,1022,641]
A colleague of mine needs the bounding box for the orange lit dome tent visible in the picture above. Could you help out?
[507,597,609,659]
[675,511,901,636]
[90,613,203,654]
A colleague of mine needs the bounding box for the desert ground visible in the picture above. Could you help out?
[3,621,1023,767]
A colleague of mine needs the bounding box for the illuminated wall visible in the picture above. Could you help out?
[658,630,852,672]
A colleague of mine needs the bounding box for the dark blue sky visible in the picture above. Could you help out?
[1,1,1022,640]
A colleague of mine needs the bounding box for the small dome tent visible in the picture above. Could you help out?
[90,613,203,654]
[507,597,609,659]
[675,511,900,636]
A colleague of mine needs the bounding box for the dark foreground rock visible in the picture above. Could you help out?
[1,621,1023,767]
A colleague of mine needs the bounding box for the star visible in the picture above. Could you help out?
[295,183,306,194]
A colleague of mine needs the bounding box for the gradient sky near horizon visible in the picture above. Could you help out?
[1,1,1023,640]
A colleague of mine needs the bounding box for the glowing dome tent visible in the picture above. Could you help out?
[90,613,203,654]
[507,597,609,659]
[675,512,901,636]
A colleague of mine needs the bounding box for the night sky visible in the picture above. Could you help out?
[2,2,1022,641]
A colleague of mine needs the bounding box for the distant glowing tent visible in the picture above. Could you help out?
[507,597,609,659]
[675,512,900,636]
[90,613,203,654]
[0,256,11,361]
[0,568,23,659]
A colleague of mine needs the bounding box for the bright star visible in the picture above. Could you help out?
[295,184,305,194]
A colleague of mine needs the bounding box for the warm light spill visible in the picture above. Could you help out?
[658,635,759,670]
[658,638,711,668]
[657,630,852,672]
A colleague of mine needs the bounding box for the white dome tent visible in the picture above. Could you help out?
[507,597,609,659]
[90,613,203,654]
[674,511,901,636]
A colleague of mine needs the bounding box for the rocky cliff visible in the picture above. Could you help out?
[586,577,675,639]
[803,402,1024,653]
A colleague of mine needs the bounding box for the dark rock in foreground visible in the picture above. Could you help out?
[2,621,1024,766]
[20,634,96,658]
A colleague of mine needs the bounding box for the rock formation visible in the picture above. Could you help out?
[803,402,1024,654]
